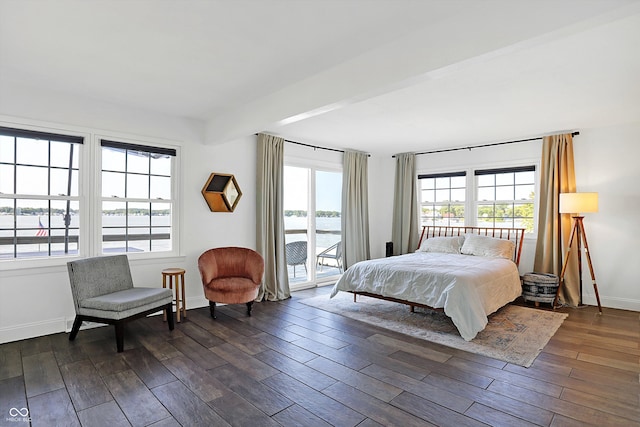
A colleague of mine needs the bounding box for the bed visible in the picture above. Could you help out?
[329,226,525,341]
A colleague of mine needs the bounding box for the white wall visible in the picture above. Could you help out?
[367,155,395,259]
[366,139,541,272]
[180,135,259,312]
[366,125,640,312]
[0,90,258,343]
[427,137,541,275]
[1,88,639,343]
[572,123,640,310]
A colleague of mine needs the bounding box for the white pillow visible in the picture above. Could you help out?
[460,233,515,259]
[417,235,464,254]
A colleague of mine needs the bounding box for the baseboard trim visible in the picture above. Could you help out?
[186,296,210,310]
[582,294,640,312]
[0,317,67,344]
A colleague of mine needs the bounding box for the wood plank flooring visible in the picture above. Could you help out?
[1,287,638,427]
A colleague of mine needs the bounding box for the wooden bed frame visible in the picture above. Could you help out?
[350,225,525,312]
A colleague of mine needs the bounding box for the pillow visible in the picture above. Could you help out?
[417,235,464,254]
[460,233,515,259]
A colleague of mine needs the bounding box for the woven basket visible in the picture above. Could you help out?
[522,272,559,303]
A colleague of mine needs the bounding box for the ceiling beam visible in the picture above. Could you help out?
[204,0,637,145]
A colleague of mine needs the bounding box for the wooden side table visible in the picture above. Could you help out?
[162,268,186,322]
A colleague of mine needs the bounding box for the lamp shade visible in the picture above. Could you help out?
[559,192,598,214]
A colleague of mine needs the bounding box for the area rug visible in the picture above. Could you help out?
[301,292,568,367]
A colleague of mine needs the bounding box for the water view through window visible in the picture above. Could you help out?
[100,140,175,254]
[284,166,342,285]
[0,128,81,259]
[0,128,176,260]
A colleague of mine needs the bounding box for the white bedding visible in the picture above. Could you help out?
[329,252,522,341]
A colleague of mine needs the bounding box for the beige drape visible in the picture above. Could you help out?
[534,133,579,306]
[256,133,290,301]
[341,150,370,269]
[392,152,420,255]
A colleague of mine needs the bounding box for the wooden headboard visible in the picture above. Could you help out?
[418,225,526,266]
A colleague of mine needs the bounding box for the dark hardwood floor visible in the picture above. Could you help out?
[1,287,639,427]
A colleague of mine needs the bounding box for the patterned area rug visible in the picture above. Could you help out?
[301,292,568,367]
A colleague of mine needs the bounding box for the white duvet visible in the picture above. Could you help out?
[330,252,522,341]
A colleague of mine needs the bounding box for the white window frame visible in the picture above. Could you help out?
[96,134,181,259]
[284,155,342,290]
[0,118,182,271]
[0,124,87,267]
[417,159,540,236]
[474,165,537,233]
[418,171,467,227]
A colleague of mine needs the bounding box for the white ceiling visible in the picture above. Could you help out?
[1,0,639,155]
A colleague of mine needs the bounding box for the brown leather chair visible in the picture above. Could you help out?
[197,247,264,319]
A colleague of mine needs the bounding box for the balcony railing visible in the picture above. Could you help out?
[285,229,340,235]
[0,233,170,246]
[0,233,171,259]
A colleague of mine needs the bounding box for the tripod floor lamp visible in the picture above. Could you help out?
[554,192,602,314]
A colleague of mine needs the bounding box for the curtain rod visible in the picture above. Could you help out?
[285,138,345,154]
[257,133,370,156]
[286,138,372,157]
[394,131,580,158]
[256,133,344,153]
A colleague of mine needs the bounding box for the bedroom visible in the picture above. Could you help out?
[1,1,639,425]
[1,0,639,340]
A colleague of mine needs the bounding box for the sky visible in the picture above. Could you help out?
[283,166,341,212]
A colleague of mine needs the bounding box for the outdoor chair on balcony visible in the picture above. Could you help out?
[285,241,307,278]
[67,255,174,353]
[316,240,343,272]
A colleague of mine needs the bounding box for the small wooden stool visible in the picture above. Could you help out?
[162,268,186,322]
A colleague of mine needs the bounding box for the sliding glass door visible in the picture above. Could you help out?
[283,166,309,284]
[284,165,342,288]
[315,170,342,280]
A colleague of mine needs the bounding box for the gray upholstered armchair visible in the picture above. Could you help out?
[67,255,174,352]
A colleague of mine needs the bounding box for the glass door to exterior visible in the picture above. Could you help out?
[283,165,342,288]
[314,170,342,282]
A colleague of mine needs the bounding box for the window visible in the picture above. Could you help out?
[101,139,176,254]
[418,165,537,233]
[475,166,535,232]
[0,124,180,263]
[418,172,466,226]
[0,127,82,259]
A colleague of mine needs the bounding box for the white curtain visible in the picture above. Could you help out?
[392,152,420,255]
[256,133,290,301]
[341,150,370,269]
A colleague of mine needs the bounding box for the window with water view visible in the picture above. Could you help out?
[101,139,175,254]
[0,127,81,259]
[0,126,178,260]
